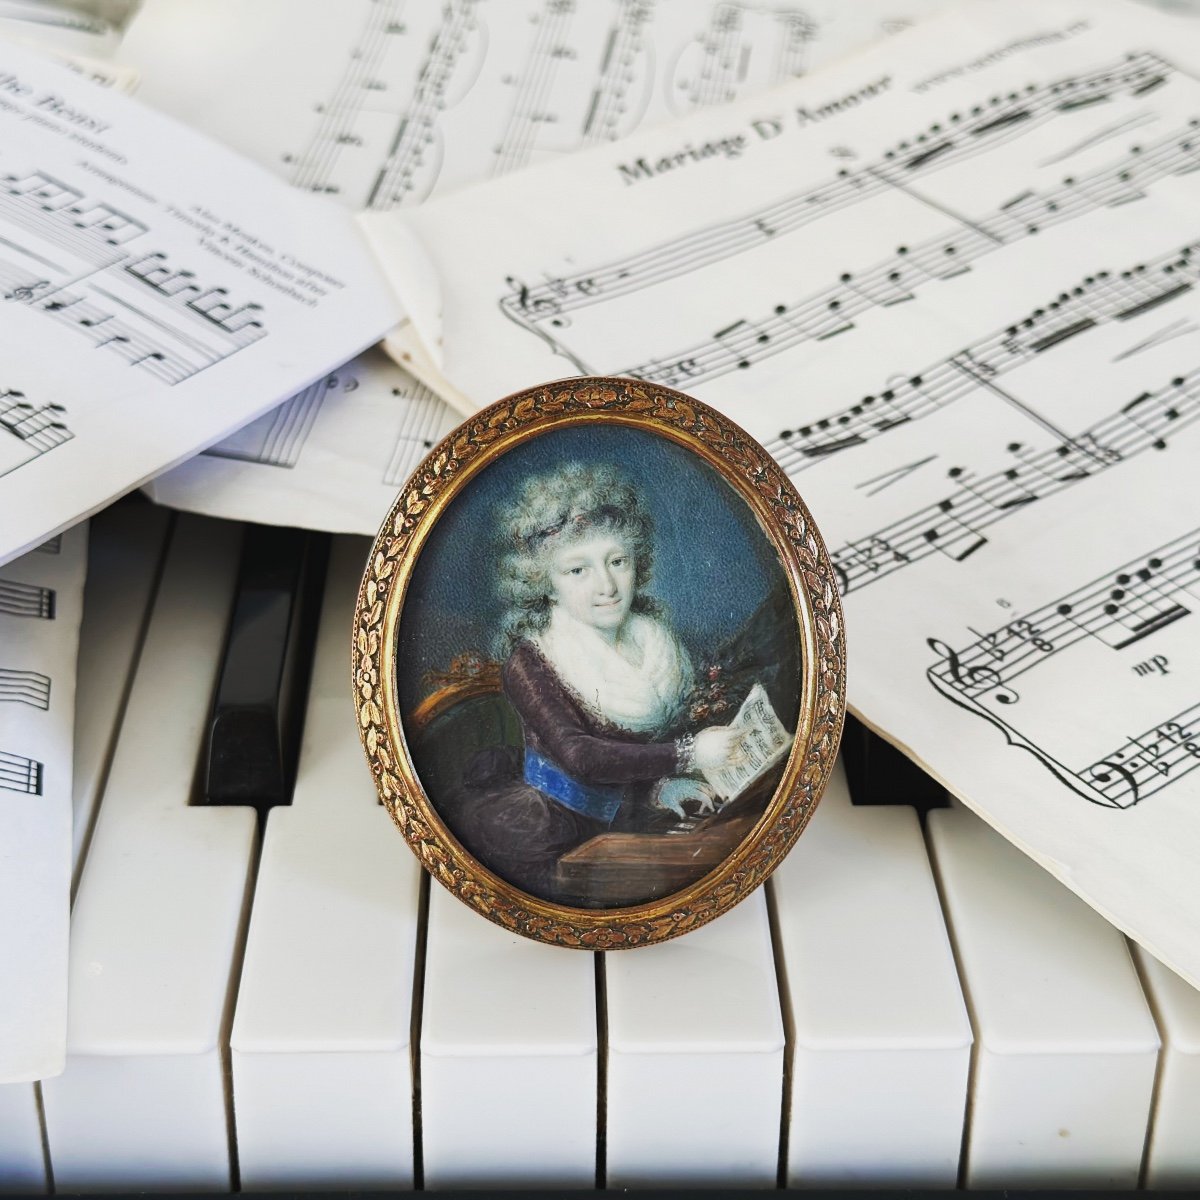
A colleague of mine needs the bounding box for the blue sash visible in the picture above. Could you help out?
[523,749,622,825]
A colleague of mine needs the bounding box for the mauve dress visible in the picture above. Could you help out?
[443,639,685,904]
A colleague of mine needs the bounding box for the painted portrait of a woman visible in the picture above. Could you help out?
[398,426,802,910]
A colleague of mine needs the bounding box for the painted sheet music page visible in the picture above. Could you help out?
[116,0,949,533]
[0,523,86,1081]
[704,683,792,803]
[362,0,1200,984]
[0,37,398,566]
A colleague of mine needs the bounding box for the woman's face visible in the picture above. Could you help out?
[548,530,635,633]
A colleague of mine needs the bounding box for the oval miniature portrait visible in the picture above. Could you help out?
[355,378,844,948]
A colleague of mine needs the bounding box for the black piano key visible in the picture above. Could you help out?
[841,712,948,815]
[202,524,329,815]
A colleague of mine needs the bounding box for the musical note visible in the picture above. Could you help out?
[921,519,1200,808]
[185,347,458,521]
[1120,379,1188,450]
[491,0,582,175]
[0,388,73,480]
[66,202,148,246]
[366,0,482,208]
[926,522,1200,810]
[126,252,202,298]
[498,53,1174,328]
[573,0,659,147]
[833,362,1200,595]
[920,495,989,563]
[766,238,1200,474]
[0,164,275,383]
[382,379,456,485]
[284,0,408,196]
[2,170,83,211]
[187,291,266,337]
[614,123,1200,389]
[0,390,70,451]
[671,3,813,112]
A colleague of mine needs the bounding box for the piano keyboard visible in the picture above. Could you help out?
[2,505,1199,1192]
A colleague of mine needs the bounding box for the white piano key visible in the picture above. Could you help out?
[927,805,1160,1189]
[0,1083,44,1193]
[421,884,598,1189]
[1133,944,1200,1188]
[0,509,164,1193]
[42,515,255,1192]
[230,537,421,1191]
[71,503,172,885]
[605,887,784,1188]
[774,762,972,1187]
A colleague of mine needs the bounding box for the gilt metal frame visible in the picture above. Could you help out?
[353,376,845,948]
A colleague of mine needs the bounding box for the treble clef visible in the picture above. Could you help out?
[926,637,1019,704]
[502,275,567,327]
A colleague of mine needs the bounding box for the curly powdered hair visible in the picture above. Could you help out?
[495,461,659,654]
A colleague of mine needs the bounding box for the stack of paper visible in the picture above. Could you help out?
[6,0,1200,1086]
[0,19,400,1081]
[0,0,951,1086]
[117,0,950,533]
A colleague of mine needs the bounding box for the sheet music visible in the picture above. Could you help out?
[703,682,791,802]
[145,347,457,532]
[120,0,948,532]
[362,0,1200,986]
[0,37,398,565]
[0,521,85,1082]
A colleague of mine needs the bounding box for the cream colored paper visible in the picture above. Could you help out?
[143,348,456,534]
[0,37,398,565]
[704,683,791,802]
[121,0,949,531]
[361,0,1200,985]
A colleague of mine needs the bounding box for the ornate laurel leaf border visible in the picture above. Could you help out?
[353,377,846,949]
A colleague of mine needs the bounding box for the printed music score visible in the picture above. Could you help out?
[142,348,457,533]
[200,363,449,483]
[928,525,1200,809]
[499,52,1167,313]
[120,0,941,210]
[1,167,266,384]
[361,0,1200,986]
[1,385,72,479]
[0,522,86,1082]
[765,241,1200,471]
[119,0,945,534]
[497,53,1189,382]
[0,37,398,565]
